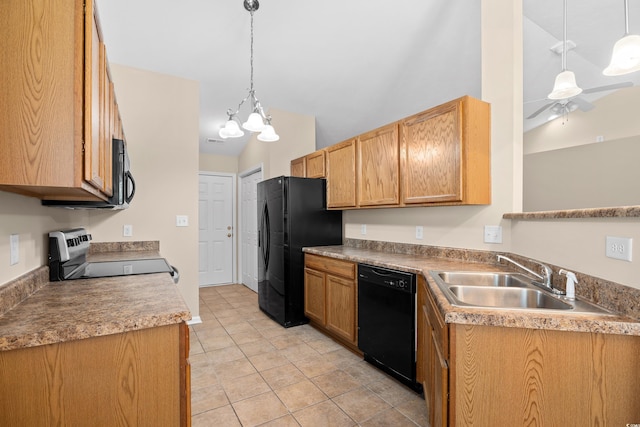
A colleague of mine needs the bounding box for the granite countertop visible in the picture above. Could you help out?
[304,245,640,336]
[0,243,191,352]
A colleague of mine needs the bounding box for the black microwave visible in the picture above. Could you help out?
[42,138,136,209]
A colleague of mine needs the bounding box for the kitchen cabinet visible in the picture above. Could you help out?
[326,139,357,209]
[418,276,640,426]
[400,95,490,205]
[290,150,326,178]
[357,123,400,207]
[0,0,120,201]
[0,322,191,426]
[304,254,359,351]
[290,156,306,178]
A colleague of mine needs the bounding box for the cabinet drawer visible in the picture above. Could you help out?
[425,284,448,359]
[305,254,355,279]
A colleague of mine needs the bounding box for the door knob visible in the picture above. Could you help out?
[227,233,232,238]
[227,226,232,230]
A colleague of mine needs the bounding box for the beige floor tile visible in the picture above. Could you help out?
[214,357,257,381]
[341,360,389,385]
[332,387,392,423]
[190,384,229,415]
[293,400,356,427]
[269,334,305,350]
[221,372,271,403]
[280,343,320,362]
[360,407,420,427]
[259,414,301,427]
[305,337,343,354]
[204,345,246,365]
[229,329,265,345]
[274,379,328,412]
[199,333,236,351]
[292,355,338,379]
[366,376,422,407]
[249,350,290,372]
[232,391,289,427]
[190,366,219,390]
[223,320,257,334]
[259,325,291,338]
[312,369,361,398]
[192,404,241,427]
[260,362,307,390]
[394,397,429,427]
[238,338,277,357]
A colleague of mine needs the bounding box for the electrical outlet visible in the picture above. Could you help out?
[360,224,367,235]
[415,226,424,240]
[10,234,19,265]
[176,215,189,227]
[605,236,632,261]
[123,225,133,237]
[484,225,503,244]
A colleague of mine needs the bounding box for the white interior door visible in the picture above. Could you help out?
[199,174,234,286]
[240,169,262,292]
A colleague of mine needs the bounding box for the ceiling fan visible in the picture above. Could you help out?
[526,0,634,121]
[526,81,633,119]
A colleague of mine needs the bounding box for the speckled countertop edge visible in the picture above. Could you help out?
[503,205,640,219]
[0,242,191,352]
[304,244,640,337]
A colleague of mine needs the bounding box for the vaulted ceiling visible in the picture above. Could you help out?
[97,1,640,155]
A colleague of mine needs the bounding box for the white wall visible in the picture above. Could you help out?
[200,154,239,174]
[87,64,200,316]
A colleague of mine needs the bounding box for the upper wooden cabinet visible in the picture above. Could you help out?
[290,156,306,177]
[305,150,326,178]
[326,139,357,209]
[290,150,326,178]
[400,96,490,205]
[357,123,400,207]
[0,0,118,201]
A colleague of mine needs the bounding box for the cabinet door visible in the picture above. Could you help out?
[432,331,449,427]
[400,100,462,204]
[326,139,357,208]
[290,156,306,177]
[84,0,107,192]
[357,123,399,206]
[325,274,357,344]
[304,268,326,324]
[306,150,326,178]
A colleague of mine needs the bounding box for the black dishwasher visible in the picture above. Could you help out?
[358,264,422,392]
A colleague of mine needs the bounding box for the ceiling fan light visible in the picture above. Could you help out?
[257,124,279,142]
[242,112,266,132]
[219,119,244,138]
[603,34,640,76]
[548,70,582,100]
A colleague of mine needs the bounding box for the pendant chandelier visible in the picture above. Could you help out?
[548,0,582,100]
[219,0,279,142]
[603,0,640,76]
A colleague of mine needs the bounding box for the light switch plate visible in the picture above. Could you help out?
[176,215,189,227]
[123,225,133,237]
[360,224,367,235]
[605,236,632,261]
[10,234,19,265]
[484,225,503,244]
[415,226,424,240]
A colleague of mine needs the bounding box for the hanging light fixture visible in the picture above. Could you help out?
[548,0,583,100]
[219,0,279,142]
[603,0,640,76]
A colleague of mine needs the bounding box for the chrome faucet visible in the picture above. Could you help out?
[496,255,562,294]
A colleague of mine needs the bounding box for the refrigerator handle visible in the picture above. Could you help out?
[264,202,270,270]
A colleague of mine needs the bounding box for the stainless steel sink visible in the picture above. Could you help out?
[437,271,532,287]
[429,270,614,315]
[448,285,572,310]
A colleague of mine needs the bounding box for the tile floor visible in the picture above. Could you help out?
[190,284,429,427]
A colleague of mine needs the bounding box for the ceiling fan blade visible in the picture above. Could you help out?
[581,81,633,94]
[526,102,555,119]
[571,97,594,112]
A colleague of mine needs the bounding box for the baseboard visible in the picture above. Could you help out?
[187,316,202,325]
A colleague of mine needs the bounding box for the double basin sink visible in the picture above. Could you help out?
[430,271,612,315]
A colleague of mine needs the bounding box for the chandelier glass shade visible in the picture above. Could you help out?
[548,0,582,100]
[604,0,640,76]
[219,0,279,142]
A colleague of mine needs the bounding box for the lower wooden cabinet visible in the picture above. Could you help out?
[0,322,191,427]
[304,254,358,351]
[418,276,640,426]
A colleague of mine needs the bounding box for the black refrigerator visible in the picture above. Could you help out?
[257,176,342,327]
